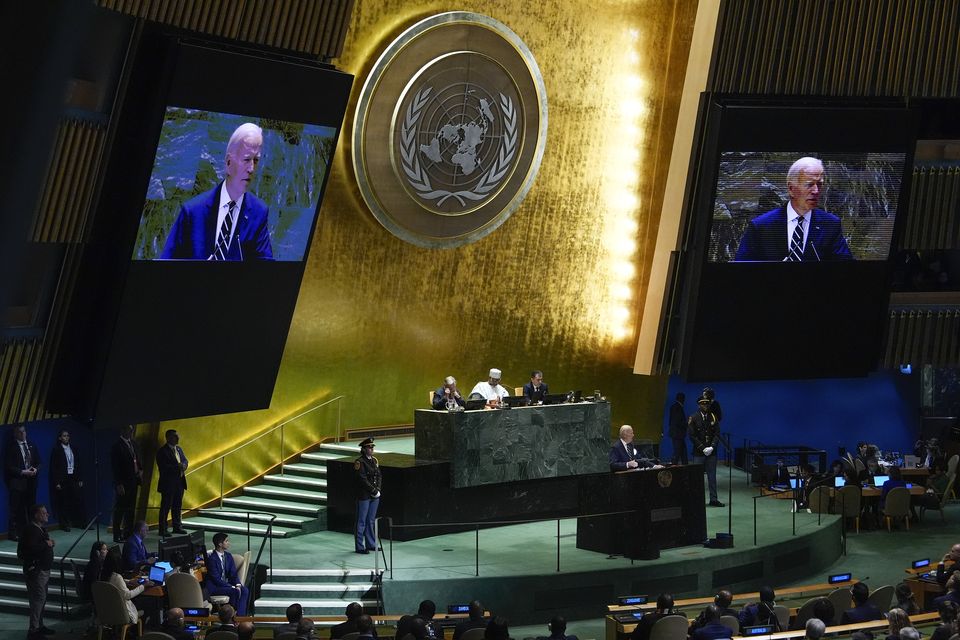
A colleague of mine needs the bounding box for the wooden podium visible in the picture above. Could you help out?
[576,465,707,559]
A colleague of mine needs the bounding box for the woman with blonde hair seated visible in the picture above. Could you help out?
[885,608,911,640]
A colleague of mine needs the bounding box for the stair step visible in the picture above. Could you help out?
[0,579,82,601]
[180,517,296,538]
[197,509,314,529]
[263,474,327,489]
[259,583,377,597]
[0,595,86,614]
[222,496,321,516]
[0,550,87,567]
[301,451,350,463]
[269,568,382,580]
[244,485,326,503]
[282,463,328,477]
[0,564,76,585]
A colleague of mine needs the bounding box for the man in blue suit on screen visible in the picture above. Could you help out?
[733,157,853,262]
[160,122,273,261]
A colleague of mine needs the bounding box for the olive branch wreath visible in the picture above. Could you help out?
[400,86,518,207]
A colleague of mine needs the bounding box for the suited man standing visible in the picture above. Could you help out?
[734,157,853,262]
[111,425,143,542]
[49,429,84,532]
[160,123,273,261]
[4,425,40,541]
[156,429,188,537]
[689,397,723,507]
[608,425,657,471]
[667,393,688,464]
[20,504,55,639]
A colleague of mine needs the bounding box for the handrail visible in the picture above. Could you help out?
[375,508,640,578]
[58,513,101,619]
[186,395,344,477]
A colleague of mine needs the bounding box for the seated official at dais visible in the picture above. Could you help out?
[470,368,510,408]
[433,376,466,411]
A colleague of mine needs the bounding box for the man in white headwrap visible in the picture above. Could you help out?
[470,368,510,408]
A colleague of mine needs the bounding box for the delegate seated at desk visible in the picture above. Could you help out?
[121,521,157,572]
[523,370,549,404]
[432,376,465,411]
[609,425,658,471]
[470,368,510,408]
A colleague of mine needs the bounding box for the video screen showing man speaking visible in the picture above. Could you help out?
[132,107,337,262]
[707,152,905,263]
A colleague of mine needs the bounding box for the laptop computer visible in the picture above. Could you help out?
[464,398,487,410]
[148,564,168,585]
[502,396,529,408]
[542,393,568,405]
[872,474,890,486]
[834,476,845,488]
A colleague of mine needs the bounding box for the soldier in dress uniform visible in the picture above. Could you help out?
[354,438,381,554]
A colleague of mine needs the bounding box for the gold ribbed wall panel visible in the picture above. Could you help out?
[151,0,699,487]
[31,119,106,243]
[900,167,960,251]
[883,309,960,368]
[712,0,960,96]
[0,338,43,425]
[96,0,355,59]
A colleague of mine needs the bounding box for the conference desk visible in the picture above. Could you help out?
[414,401,611,488]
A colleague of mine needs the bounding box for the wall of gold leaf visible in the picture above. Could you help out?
[150,0,698,505]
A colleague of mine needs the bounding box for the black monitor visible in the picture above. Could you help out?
[158,533,193,564]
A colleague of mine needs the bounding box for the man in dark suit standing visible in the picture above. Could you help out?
[160,123,273,261]
[49,429,84,532]
[111,425,142,542]
[5,425,40,541]
[19,503,55,639]
[156,429,188,537]
[734,157,853,262]
[609,425,658,471]
[667,392,688,464]
[523,370,549,404]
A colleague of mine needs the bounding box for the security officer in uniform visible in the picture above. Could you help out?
[354,438,381,554]
[688,396,723,507]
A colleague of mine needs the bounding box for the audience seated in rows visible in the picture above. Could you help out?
[631,594,677,640]
[295,619,317,640]
[690,590,737,634]
[841,583,884,624]
[537,615,578,640]
[805,618,825,640]
[160,607,194,640]
[691,605,729,640]
[356,614,375,640]
[885,608,912,640]
[485,616,510,640]
[206,604,238,636]
[453,601,487,640]
[933,573,960,608]
[894,583,920,616]
[275,603,303,637]
[396,600,442,640]
[739,586,778,629]
[930,600,959,640]
[333,602,379,639]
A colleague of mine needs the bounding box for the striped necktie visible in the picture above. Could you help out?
[787,215,804,261]
[212,200,237,260]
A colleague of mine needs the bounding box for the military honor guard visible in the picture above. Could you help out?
[355,438,382,554]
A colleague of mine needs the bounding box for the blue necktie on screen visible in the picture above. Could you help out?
[788,216,804,261]
[212,200,236,260]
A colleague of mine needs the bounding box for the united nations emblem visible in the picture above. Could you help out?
[353,12,548,248]
[657,470,673,488]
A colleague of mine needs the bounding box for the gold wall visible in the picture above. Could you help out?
[151,0,697,505]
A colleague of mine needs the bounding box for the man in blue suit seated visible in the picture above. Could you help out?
[734,157,853,262]
[160,123,273,261]
[839,582,884,624]
[121,520,157,571]
[609,425,660,471]
[206,532,250,616]
[523,370,549,404]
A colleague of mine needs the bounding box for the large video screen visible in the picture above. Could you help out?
[708,152,906,263]
[132,107,336,262]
